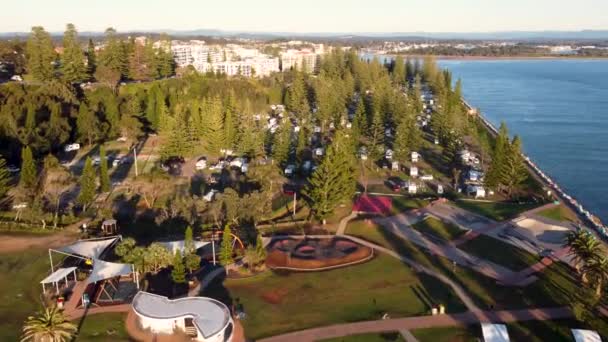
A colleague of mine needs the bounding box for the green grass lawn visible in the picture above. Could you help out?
[0,248,54,341]
[206,254,466,340]
[411,319,603,342]
[537,205,578,223]
[321,332,405,342]
[391,197,430,215]
[454,200,542,221]
[74,313,129,341]
[411,217,466,242]
[344,220,608,333]
[411,326,480,342]
[457,235,539,271]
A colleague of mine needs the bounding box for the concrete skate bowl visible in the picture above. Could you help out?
[514,217,573,244]
[265,237,373,271]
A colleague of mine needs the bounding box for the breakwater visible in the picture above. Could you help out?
[463,99,608,239]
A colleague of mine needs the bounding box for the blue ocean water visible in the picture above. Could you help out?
[439,59,608,223]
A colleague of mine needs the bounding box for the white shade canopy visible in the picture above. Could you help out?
[87,259,133,284]
[40,267,77,284]
[481,323,510,342]
[57,236,120,259]
[572,329,602,342]
[158,240,210,254]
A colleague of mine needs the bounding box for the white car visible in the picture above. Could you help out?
[420,175,434,181]
[203,189,218,202]
[314,148,324,156]
[229,158,244,168]
[10,75,23,82]
[64,143,80,152]
[284,164,296,176]
[116,136,127,142]
[7,165,20,173]
[195,158,207,170]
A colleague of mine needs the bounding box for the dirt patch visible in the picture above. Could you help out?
[261,287,289,304]
[0,230,80,254]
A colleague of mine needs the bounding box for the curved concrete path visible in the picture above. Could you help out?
[258,307,572,342]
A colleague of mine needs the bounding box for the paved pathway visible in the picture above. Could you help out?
[188,266,226,297]
[258,307,572,342]
[336,211,359,235]
[399,329,420,342]
[372,213,537,285]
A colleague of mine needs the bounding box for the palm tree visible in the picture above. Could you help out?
[583,256,608,297]
[21,306,77,342]
[564,229,602,283]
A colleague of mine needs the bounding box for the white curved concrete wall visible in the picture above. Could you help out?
[135,311,234,342]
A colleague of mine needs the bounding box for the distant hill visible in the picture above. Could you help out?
[1,29,608,41]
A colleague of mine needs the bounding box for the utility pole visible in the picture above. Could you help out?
[133,147,138,177]
[293,192,297,217]
[211,228,216,266]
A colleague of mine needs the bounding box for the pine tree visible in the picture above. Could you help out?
[19,146,37,191]
[184,252,201,274]
[271,118,292,166]
[203,97,225,154]
[500,135,528,197]
[184,226,195,254]
[26,26,55,81]
[304,130,356,220]
[255,234,266,261]
[486,122,509,189]
[392,56,406,86]
[393,119,412,163]
[77,157,96,211]
[219,225,234,266]
[223,92,237,149]
[286,70,310,120]
[367,110,385,164]
[171,251,186,284]
[352,100,367,143]
[103,93,120,139]
[99,146,110,192]
[86,39,96,78]
[60,24,87,83]
[76,103,99,145]
[145,86,158,130]
[98,28,127,78]
[0,156,10,200]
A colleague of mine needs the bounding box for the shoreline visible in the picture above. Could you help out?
[462,99,608,239]
[366,53,608,61]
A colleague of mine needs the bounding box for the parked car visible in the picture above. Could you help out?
[116,136,128,142]
[283,183,298,195]
[161,156,185,176]
[195,157,208,170]
[203,189,219,202]
[284,164,296,177]
[6,165,20,173]
[64,143,80,152]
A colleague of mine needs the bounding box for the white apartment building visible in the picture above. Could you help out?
[280,49,319,72]
[171,41,222,69]
[196,56,279,77]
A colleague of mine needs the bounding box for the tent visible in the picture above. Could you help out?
[56,236,120,260]
[572,329,602,342]
[158,240,210,254]
[40,267,77,293]
[481,323,510,342]
[87,259,136,284]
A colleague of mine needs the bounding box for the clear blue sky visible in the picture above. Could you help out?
[2,0,607,33]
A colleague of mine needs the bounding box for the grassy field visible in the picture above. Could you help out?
[411,217,466,242]
[391,197,430,215]
[0,248,54,341]
[454,200,542,221]
[321,332,405,342]
[458,235,539,271]
[412,326,479,342]
[411,319,595,342]
[537,205,578,223]
[207,254,466,340]
[343,220,608,334]
[74,313,129,341]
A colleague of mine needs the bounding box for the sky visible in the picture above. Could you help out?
[1,0,607,33]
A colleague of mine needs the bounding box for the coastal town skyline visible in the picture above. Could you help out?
[2,0,608,33]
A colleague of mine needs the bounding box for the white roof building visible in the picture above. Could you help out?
[132,291,233,342]
[571,329,602,342]
[481,323,510,342]
[410,166,419,177]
